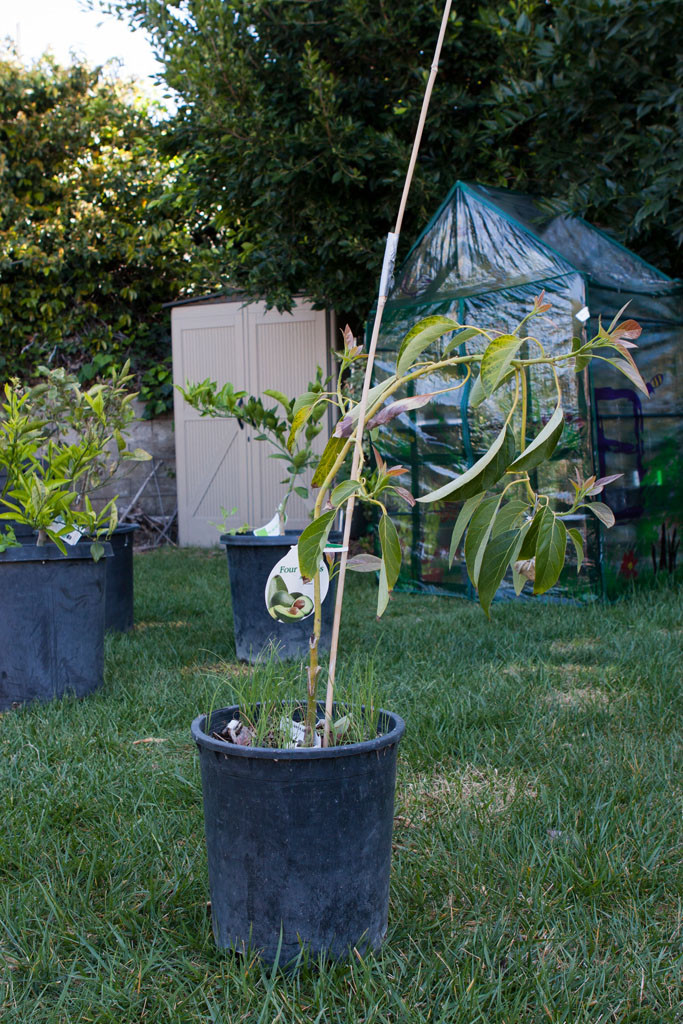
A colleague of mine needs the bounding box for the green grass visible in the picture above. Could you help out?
[1,548,681,1023]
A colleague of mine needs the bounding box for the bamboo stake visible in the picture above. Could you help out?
[323,0,453,746]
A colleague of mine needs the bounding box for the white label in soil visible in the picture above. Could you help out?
[48,517,85,546]
[253,510,284,537]
[265,545,329,623]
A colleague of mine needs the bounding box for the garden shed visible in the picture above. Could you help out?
[372,182,682,598]
[171,295,335,546]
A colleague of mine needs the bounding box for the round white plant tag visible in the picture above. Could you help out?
[265,545,329,623]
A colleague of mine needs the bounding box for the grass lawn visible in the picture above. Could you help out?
[1,548,681,1023]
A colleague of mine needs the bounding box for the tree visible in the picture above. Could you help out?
[98,0,681,328]
[479,0,683,278]
[0,54,221,414]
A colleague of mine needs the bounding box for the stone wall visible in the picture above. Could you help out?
[91,401,177,520]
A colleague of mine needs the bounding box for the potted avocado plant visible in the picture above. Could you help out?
[180,368,343,662]
[190,299,648,963]
[17,363,151,632]
[0,369,149,710]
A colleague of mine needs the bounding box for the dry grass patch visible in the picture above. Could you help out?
[547,685,611,709]
[398,765,538,824]
[181,660,251,679]
[549,637,602,659]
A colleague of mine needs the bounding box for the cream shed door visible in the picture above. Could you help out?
[173,302,251,546]
[245,302,331,529]
[173,299,333,546]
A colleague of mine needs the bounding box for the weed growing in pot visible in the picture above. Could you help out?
[202,654,381,749]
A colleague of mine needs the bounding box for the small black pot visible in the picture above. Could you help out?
[104,523,138,633]
[0,542,112,711]
[192,703,405,963]
[220,531,341,663]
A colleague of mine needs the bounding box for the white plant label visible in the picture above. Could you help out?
[265,544,329,623]
[253,510,284,537]
[48,517,85,546]
[575,306,590,323]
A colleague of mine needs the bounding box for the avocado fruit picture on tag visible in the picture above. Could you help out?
[264,545,329,623]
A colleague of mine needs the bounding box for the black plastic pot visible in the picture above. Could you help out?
[0,542,112,711]
[192,703,405,963]
[0,468,39,541]
[104,523,138,633]
[220,531,341,663]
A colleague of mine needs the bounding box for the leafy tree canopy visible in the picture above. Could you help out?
[0,54,222,415]
[97,0,681,327]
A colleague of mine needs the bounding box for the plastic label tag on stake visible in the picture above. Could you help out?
[575,306,590,323]
[264,545,329,623]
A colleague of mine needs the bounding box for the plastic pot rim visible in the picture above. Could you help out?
[0,541,113,563]
[192,703,405,761]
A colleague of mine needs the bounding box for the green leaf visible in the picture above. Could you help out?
[441,327,485,358]
[263,389,291,412]
[568,527,584,572]
[572,337,590,372]
[512,567,526,595]
[533,509,567,595]
[297,509,336,578]
[396,316,460,376]
[377,513,401,617]
[477,528,525,616]
[448,493,484,567]
[604,356,650,398]
[464,495,500,586]
[491,498,529,538]
[330,480,361,506]
[294,486,308,500]
[311,435,346,487]
[292,391,319,416]
[346,553,383,572]
[585,501,616,528]
[518,507,542,559]
[480,334,524,396]
[90,540,105,563]
[507,399,564,474]
[468,368,516,409]
[417,424,515,504]
[287,404,314,451]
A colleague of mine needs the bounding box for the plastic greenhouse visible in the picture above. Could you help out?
[370,182,682,600]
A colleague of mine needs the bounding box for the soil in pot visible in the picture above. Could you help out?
[0,542,111,710]
[192,702,405,964]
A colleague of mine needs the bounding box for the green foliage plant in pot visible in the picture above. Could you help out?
[0,369,149,709]
[17,362,152,631]
[180,369,342,662]
[191,299,648,963]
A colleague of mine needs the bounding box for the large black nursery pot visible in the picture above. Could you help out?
[192,703,405,963]
[0,541,112,711]
[220,531,341,663]
[104,523,138,633]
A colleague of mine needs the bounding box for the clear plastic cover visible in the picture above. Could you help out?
[369,182,682,601]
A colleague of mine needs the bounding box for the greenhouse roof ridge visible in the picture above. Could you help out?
[389,181,680,308]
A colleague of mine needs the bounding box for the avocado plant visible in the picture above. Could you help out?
[290,300,648,743]
[180,369,328,533]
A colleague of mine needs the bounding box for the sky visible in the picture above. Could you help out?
[0,0,174,107]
